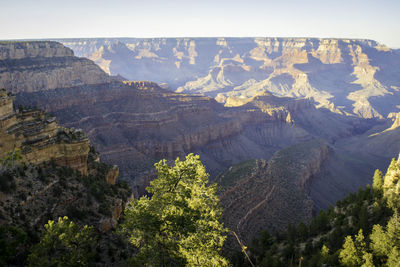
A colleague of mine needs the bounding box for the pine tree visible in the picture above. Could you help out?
[372,169,383,192]
[339,235,360,266]
[120,154,229,266]
[361,253,374,267]
[339,230,368,267]
[383,156,400,213]
[387,247,400,267]
[28,216,95,267]
[370,210,400,265]
[320,244,330,264]
[370,224,390,258]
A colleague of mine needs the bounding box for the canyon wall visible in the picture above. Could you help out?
[13,82,308,185]
[218,140,329,245]
[0,41,110,93]
[0,89,89,174]
[58,37,400,119]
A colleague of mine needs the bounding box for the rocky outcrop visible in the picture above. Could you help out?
[59,37,400,119]
[105,165,119,185]
[0,41,110,93]
[298,144,330,189]
[98,199,123,233]
[0,89,90,174]
[387,112,400,130]
[0,41,74,59]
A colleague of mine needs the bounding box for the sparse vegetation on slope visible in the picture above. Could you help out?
[234,155,399,267]
[0,147,132,266]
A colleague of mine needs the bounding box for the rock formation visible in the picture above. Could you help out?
[0,89,89,174]
[58,37,400,119]
[0,41,110,93]
[105,165,119,185]
[387,112,400,130]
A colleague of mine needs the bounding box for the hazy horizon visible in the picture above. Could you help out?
[1,0,400,48]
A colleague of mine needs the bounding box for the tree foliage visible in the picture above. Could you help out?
[339,230,366,266]
[120,154,229,266]
[373,169,384,195]
[27,216,95,267]
[370,216,400,266]
[383,157,400,213]
[339,156,400,267]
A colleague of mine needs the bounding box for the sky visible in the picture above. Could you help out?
[1,0,400,48]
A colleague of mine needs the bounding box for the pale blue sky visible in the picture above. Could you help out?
[1,0,399,47]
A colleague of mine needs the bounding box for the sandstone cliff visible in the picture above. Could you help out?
[58,37,400,119]
[0,89,89,174]
[0,41,110,93]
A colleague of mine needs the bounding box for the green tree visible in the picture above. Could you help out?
[370,216,400,265]
[120,154,229,266]
[320,244,330,263]
[383,156,400,213]
[372,169,383,194]
[339,230,367,267]
[387,247,400,267]
[339,236,359,266]
[370,224,390,259]
[28,216,95,267]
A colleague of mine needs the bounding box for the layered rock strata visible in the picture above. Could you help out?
[0,89,89,174]
[0,41,110,93]
[58,37,400,119]
[15,81,374,198]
